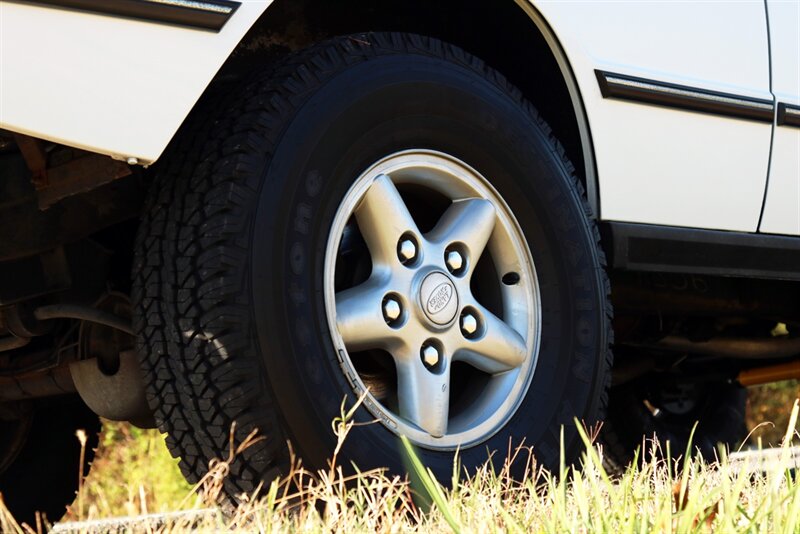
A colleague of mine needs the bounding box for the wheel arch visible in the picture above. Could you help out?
[211,0,599,216]
[0,0,598,216]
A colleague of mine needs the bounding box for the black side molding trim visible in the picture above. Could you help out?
[777,102,800,128]
[7,0,241,31]
[595,70,775,123]
[602,222,800,281]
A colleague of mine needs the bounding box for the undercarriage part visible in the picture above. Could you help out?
[0,298,132,356]
[0,346,62,378]
[0,294,150,425]
[2,304,52,338]
[0,131,16,154]
[34,303,134,336]
[12,133,133,210]
[0,335,30,352]
[68,293,153,426]
[602,378,747,469]
[610,271,800,318]
[13,134,47,188]
[738,360,800,387]
[69,350,154,428]
[0,239,110,310]
[78,292,134,374]
[38,153,133,210]
[611,356,657,386]
[0,403,31,475]
[0,366,75,401]
[649,335,800,360]
[0,246,72,306]
[0,150,143,262]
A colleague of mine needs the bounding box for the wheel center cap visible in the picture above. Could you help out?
[419,271,459,325]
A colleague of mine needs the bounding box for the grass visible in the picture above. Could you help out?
[70,421,194,520]
[746,380,800,446]
[1,384,799,533]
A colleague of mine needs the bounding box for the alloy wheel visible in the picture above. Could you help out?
[324,150,541,449]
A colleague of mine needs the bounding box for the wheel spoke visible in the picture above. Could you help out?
[355,174,420,265]
[335,279,393,352]
[428,198,496,270]
[396,355,451,438]
[454,306,528,374]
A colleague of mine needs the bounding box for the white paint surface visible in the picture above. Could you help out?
[760,0,800,236]
[0,1,270,164]
[534,1,773,231]
[0,0,783,234]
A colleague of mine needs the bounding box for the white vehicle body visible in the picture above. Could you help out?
[0,0,798,233]
[761,0,800,236]
[0,1,271,165]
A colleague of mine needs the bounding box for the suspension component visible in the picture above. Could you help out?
[70,349,154,428]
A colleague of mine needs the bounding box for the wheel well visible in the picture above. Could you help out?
[215,0,593,211]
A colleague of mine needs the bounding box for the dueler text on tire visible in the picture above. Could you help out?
[132,33,613,498]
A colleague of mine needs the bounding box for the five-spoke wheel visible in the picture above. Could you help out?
[325,151,540,448]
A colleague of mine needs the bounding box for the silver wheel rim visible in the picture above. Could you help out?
[324,150,541,450]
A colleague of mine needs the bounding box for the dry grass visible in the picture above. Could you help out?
[2,392,800,533]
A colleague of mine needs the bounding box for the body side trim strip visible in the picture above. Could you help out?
[602,222,800,281]
[5,0,241,31]
[777,103,800,128]
[596,70,775,123]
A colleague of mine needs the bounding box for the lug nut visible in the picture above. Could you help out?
[445,249,464,273]
[383,297,402,323]
[398,239,417,264]
[421,345,440,367]
[460,313,478,337]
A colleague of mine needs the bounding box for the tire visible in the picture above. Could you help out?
[601,377,747,469]
[0,396,100,525]
[133,33,613,498]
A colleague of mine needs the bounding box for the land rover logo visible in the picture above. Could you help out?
[426,283,453,314]
[419,271,459,325]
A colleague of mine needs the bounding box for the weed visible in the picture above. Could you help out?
[2,399,799,533]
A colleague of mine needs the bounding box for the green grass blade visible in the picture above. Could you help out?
[400,435,461,534]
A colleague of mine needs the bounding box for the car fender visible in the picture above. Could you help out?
[0,1,271,165]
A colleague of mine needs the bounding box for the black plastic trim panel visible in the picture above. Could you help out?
[595,70,775,123]
[8,0,241,31]
[777,103,800,128]
[602,222,800,281]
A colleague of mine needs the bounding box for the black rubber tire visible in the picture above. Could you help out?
[132,32,613,498]
[601,379,747,469]
[0,396,100,526]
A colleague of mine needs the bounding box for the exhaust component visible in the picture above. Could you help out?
[69,349,155,428]
[738,360,800,387]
